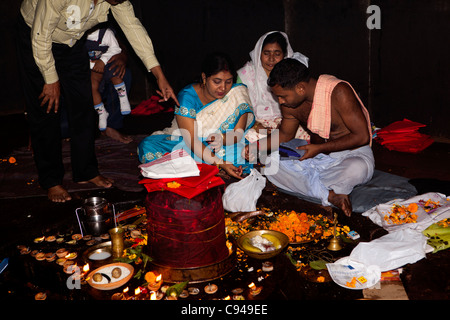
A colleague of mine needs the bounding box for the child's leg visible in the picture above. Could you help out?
[91,71,109,131]
[91,71,103,106]
[111,76,131,115]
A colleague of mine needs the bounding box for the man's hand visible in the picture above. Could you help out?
[39,81,61,113]
[150,66,180,106]
[107,52,127,79]
[297,143,322,160]
[156,76,179,106]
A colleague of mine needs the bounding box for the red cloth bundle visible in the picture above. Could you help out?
[139,163,225,199]
[131,95,174,115]
[145,187,229,268]
[375,119,434,153]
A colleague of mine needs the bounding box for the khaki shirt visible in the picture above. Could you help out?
[21,0,159,84]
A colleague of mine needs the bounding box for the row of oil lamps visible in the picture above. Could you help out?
[109,276,263,301]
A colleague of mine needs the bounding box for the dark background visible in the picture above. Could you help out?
[2,0,449,138]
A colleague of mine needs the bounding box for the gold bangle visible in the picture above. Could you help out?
[214,159,223,168]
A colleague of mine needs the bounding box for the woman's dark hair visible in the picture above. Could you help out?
[267,58,310,89]
[201,52,236,80]
[262,32,288,55]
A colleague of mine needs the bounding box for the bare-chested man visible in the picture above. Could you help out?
[244,58,374,216]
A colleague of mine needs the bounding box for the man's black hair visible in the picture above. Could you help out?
[267,58,310,89]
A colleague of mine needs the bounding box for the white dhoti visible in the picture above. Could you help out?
[263,144,375,207]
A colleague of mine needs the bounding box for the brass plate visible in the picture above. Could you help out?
[237,230,289,260]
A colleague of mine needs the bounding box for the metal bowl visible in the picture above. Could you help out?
[237,230,289,259]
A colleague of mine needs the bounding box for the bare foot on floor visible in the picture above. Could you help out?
[78,175,114,188]
[103,127,132,144]
[48,185,72,203]
[328,190,352,217]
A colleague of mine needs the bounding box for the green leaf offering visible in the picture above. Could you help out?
[166,281,188,298]
[309,259,328,270]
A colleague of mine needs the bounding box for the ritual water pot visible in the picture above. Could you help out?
[76,197,114,236]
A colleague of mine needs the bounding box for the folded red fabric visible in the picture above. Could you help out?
[377,118,425,133]
[139,163,225,198]
[375,118,433,153]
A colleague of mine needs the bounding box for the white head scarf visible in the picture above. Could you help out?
[237,31,309,120]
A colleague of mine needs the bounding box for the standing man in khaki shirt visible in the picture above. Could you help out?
[17,0,179,202]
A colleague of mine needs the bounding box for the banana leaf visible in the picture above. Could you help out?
[166,281,188,298]
[423,223,450,253]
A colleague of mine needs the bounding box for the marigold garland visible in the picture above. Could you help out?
[383,203,418,225]
[419,199,441,213]
[225,209,349,244]
[383,199,443,225]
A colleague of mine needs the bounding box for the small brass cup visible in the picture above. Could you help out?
[109,227,125,258]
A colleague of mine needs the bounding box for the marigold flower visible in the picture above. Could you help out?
[144,271,157,284]
[166,181,181,188]
[407,203,418,213]
[8,157,16,164]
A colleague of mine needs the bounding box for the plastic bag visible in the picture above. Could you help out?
[222,169,266,212]
[349,228,430,272]
[326,257,381,290]
[362,192,450,233]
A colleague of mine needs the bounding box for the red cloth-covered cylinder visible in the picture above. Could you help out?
[145,187,228,268]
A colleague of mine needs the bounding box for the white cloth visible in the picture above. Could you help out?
[264,145,374,206]
[138,149,199,179]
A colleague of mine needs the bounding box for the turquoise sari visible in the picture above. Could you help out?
[137,83,255,173]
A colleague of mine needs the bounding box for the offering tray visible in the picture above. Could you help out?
[237,230,289,260]
[87,263,134,290]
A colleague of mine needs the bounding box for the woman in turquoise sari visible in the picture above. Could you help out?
[137,52,255,179]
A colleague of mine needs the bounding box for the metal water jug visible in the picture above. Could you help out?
[76,197,114,236]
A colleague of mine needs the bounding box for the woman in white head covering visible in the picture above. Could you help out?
[238,31,310,142]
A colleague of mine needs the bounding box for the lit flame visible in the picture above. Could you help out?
[156,274,162,282]
[226,240,233,253]
[135,287,141,295]
[150,292,157,300]
[83,263,90,273]
[123,287,129,294]
[224,295,231,300]
[248,282,256,290]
